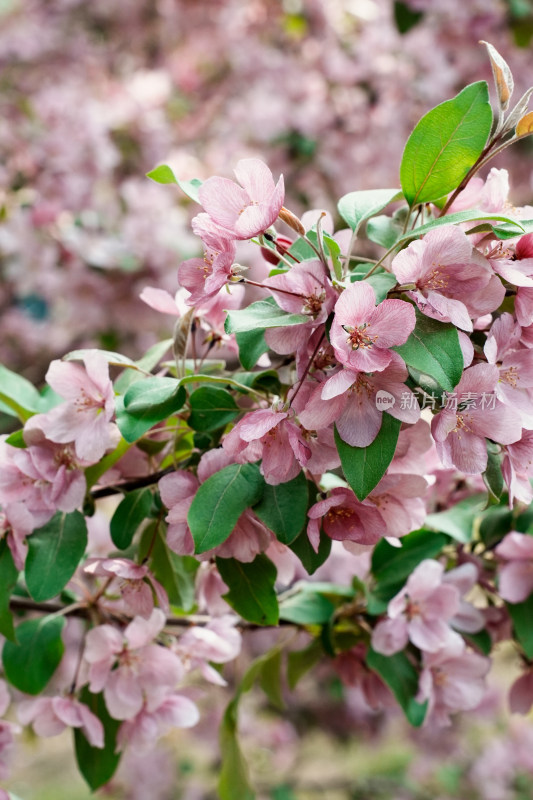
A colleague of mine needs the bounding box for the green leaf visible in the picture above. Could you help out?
[483,448,504,503]
[393,309,462,392]
[507,596,533,659]
[366,648,427,726]
[324,233,343,280]
[0,363,45,421]
[0,540,18,642]
[425,494,486,543]
[366,214,404,249]
[258,647,284,710]
[115,387,186,443]
[141,521,198,612]
[74,688,121,791]
[370,529,449,605]
[216,554,279,625]
[188,463,265,553]
[464,629,492,656]
[219,709,255,800]
[287,639,323,689]
[394,0,424,32]
[219,648,284,800]
[400,81,492,206]
[335,413,401,501]
[236,329,269,370]
[225,297,308,334]
[146,164,178,184]
[25,511,88,603]
[123,376,183,413]
[236,370,281,395]
[146,165,202,203]
[289,525,331,574]
[338,189,402,234]
[279,591,335,625]
[64,348,145,371]
[3,616,65,694]
[253,472,308,545]
[188,386,239,432]
[398,210,524,245]
[114,339,174,394]
[110,488,153,549]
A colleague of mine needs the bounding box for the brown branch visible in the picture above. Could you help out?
[90,465,176,498]
[8,596,294,631]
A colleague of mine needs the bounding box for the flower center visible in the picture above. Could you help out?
[423,267,448,291]
[500,365,519,388]
[342,323,378,351]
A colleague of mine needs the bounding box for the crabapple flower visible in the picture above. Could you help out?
[484,313,533,426]
[333,644,393,710]
[0,502,33,569]
[371,559,464,655]
[198,158,284,240]
[391,225,503,332]
[0,434,87,528]
[176,616,241,685]
[431,363,522,474]
[159,448,273,561]
[116,693,199,750]
[84,609,184,721]
[495,531,533,603]
[366,473,428,539]
[298,355,420,448]
[84,557,169,618]
[178,213,236,305]
[263,260,337,355]
[222,408,310,485]
[18,696,104,748]
[509,669,533,715]
[417,640,490,727]
[36,352,118,462]
[307,487,385,550]
[502,430,533,505]
[329,281,415,372]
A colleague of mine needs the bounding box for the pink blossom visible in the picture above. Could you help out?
[367,473,428,539]
[18,695,104,748]
[443,562,485,634]
[417,641,490,727]
[307,487,385,549]
[116,693,199,750]
[509,669,533,715]
[159,449,273,561]
[495,531,533,603]
[198,158,284,240]
[0,501,33,569]
[222,408,310,485]
[178,213,236,306]
[263,260,337,355]
[449,168,510,214]
[484,313,533,426]
[0,433,87,527]
[371,559,464,655]
[329,281,415,373]
[83,609,184,721]
[333,644,393,710]
[391,226,503,332]
[298,356,420,448]
[502,430,533,505]
[36,352,118,462]
[84,557,169,618]
[431,363,522,474]
[176,616,241,685]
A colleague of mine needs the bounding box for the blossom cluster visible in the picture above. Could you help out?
[2,42,533,797]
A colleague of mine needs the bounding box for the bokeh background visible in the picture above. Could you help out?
[2,0,533,798]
